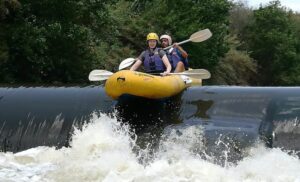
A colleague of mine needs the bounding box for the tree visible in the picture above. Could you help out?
[243,0,300,85]
[1,0,233,84]
[112,0,232,71]
[229,0,253,38]
[1,0,118,83]
[0,0,21,82]
[212,35,257,85]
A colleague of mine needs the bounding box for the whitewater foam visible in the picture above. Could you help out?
[0,114,299,182]
[275,117,300,134]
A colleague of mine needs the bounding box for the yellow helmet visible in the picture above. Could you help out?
[146,33,159,41]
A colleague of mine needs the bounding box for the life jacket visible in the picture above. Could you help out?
[166,48,189,71]
[179,48,189,70]
[166,48,181,71]
[143,48,165,73]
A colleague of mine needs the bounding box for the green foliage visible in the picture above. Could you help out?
[7,22,103,83]
[1,0,118,84]
[2,0,299,85]
[165,0,232,70]
[242,0,300,85]
[1,0,231,84]
[212,36,257,85]
[229,0,253,38]
[0,0,21,82]
[113,0,232,71]
[0,0,21,20]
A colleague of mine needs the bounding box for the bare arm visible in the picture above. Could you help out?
[174,43,188,58]
[130,59,142,71]
[162,55,171,74]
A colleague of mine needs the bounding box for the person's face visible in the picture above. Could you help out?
[161,38,169,48]
[148,39,157,48]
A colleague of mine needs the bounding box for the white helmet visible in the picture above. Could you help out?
[160,34,172,45]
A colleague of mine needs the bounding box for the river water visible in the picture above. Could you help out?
[0,86,299,181]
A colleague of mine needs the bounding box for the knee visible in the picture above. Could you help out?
[175,61,185,72]
[177,61,184,67]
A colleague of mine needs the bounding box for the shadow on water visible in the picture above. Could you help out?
[177,86,300,163]
[0,85,300,163]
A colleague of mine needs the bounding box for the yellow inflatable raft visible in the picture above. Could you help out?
[105,70,202,99]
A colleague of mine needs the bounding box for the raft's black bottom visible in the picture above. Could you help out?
[115,94,184,153]
[115,94,183,132]
[116,94,166,131]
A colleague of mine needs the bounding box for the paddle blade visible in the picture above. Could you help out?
[180,69,211,79]
[189,29,212,43]
[165,69,211,79]
[88,70,113,81]
[119,58,136,70]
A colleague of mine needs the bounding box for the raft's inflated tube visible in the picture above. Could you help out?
[104,70,202,99]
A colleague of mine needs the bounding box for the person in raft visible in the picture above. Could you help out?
[160,34,189,73]
[130,33,171,76]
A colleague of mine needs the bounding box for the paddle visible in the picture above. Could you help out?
[88,69,211,81]
[169,69,211,79]
[118,29,212,70]
[163,29,212,50]
[118,58,135,71]
[88,70,114,81]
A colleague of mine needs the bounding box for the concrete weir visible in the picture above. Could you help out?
[0,86,299,156]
